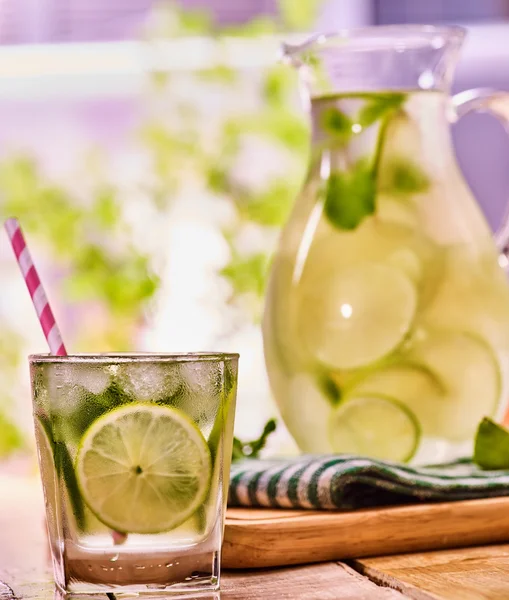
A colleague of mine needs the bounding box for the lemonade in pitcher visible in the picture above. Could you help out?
[263,27,509,464]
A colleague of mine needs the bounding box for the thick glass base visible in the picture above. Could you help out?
[54,547,220,598]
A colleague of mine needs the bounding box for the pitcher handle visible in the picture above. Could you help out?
[453,88,509,270]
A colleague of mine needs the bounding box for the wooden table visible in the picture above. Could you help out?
[2,471,509,599]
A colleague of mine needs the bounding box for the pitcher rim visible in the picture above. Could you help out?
[282,24,467,59]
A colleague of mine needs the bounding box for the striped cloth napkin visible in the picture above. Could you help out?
[228,455,509,510]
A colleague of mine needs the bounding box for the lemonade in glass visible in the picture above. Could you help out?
[30,352,238,597]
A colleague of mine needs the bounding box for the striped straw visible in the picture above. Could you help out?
[4,218,128,545]
[4,218,67,356]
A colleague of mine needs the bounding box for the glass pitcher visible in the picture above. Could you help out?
[262,25,509,464]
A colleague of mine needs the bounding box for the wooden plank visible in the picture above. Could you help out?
[226,508,317,521]
[0,570,52,600]
[6,469,509,599]
[352,545,509,600]
[0,474,406,600]
[223,498,509,569]
[222,562,409,599]
[0,563,409,600]
[0,583,15,600]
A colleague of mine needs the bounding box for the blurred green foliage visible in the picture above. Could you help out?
[0,0,319,456]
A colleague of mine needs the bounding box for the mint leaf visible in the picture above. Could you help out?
[98,380,134,408]
[38,415,86,530]
[321,107,353,144]
[156,382,186,407]
[474,417,509,470]
[232,419,277,461]
[207,360,238,461]
[379,158,430,195]
[61,382,133,443]
[55,441,86,530]
[324,160,376,230]
[358,93,406,128]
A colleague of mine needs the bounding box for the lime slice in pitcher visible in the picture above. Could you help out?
[344,362,446,437]
[76,404,211,534]
[407,331,501,441]
[328,395,420,461]
[299,263,417,370]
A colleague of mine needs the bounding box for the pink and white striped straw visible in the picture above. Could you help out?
[4,218,67,356]
[4,218,127,544]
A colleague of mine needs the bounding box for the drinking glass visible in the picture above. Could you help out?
[29,352,238,598]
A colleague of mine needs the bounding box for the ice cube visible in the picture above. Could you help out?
[47,364,112,397]
[180,362,222,397]
[44,364,111,419]
[115,362,181,402]
[176,362,222,432]
[70,366,112,395]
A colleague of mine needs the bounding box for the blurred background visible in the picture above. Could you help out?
[1,0,509,461]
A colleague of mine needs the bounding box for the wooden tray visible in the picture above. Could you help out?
[222,497,509,569]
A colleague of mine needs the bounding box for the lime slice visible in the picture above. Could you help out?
[474,417,509,470]
[329,395,420,461]
[342,363,445,438]
[298,263,417,370]
[76,404,211,534]
[421,244,509,350]
[300,218,443,317]
[408,331,501,440]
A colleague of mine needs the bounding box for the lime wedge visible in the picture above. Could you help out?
[408,331,501,440]
[474,417,509,470]
[328,395,420,461]
[76,404,211,534]
[298,263,417,370]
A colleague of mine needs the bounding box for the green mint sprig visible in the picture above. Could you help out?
[232,419,277,461]
[321,92,430,231]
[324,159,375,231]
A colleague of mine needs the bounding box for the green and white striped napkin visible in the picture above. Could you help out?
[228,455,509,510]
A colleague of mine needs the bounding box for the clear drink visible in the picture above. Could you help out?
[29,353,238,597]
[263,90,509,463]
